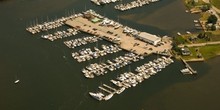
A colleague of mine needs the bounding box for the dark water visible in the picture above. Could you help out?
[0,0,219,110]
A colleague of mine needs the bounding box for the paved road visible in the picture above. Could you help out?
[178,41,220,47]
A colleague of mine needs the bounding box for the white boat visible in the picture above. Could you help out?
[84,73,94,79]
[103,93,113,101]
[180,68,192,74]
[14,80,20,84]
[116,87,125,94]
[194,20,198,23]
[186,31,191,34]
[177,32,181,36]
[89,92,104,101]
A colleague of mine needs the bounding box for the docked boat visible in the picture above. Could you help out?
[116,87,125,94]
[180,68,192,74]
[89,92,104,101]
[84,73,94,79]
[103,93,114,101]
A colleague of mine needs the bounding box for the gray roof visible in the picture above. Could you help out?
[138,32,161,42]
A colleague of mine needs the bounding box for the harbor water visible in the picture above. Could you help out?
[0,0,220,110]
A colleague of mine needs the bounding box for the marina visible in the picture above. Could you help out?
[72,44,122,62]
[64,36,102,49]
[82,52,144,78]
[2,0,216,109]
[65,9,172,56]
[91,0,120,5]
[115,0,160,11]
[26,13,83,34]
[89,56,174,101]
[25,9,176,102]
[41,28,79,41]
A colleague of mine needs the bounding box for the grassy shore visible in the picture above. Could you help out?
[184,0,206,9]
[200,12,211,21]
[181,47,199,60]
[210,0,220,9]
[180,44,220,60]
[177,0,220,61]
[197,44,220,59]
[207,30,220,41]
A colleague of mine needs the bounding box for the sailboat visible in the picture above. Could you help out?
[14,73,20,84]
[14,79,20,84]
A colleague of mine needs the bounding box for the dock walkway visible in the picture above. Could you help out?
[65,16,172,56]
[99,86,114,94]
[103,84,117,91]
[181,58,197,74]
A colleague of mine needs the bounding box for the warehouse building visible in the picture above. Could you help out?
[137,32,161,45]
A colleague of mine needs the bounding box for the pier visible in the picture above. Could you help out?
[91,0,120,5]
[90,56,174,101]
[41,28,79,41]
[98,86,114,94]
[65,10,172,56]
[64,36,102,49]
[181,58,197,74]
[72,44,122,62]
[82,52,143,78]
[115,0,160,11]
[103,84,117,91]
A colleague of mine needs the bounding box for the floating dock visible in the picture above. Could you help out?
[90,56,174,101]
[98,86,114,94]
[103,84,117,91]
[181,58,197,74]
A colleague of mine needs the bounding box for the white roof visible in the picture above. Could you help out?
[139,32,161,42]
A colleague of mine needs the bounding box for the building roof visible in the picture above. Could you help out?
[138,32,161,42]
[91,17,101,23]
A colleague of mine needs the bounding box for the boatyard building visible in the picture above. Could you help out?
[137,32,161,45]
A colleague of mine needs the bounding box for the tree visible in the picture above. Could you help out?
[207,15,218,24]
[211,24,216,31]
[197,32,213,39]
[197,33,205,39]
[200,4,211,12]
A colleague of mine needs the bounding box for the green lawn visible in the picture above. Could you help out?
[181,47,198,60]
[199,44,220,59]
[207,30,220,41]
[181,34,209,44]
[200,12,211,21]
[181,45,220,60]
[211,0,220,9]
[175,36,187,44]
[184,0,206,8]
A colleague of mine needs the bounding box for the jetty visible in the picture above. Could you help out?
[181,58,197,74]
